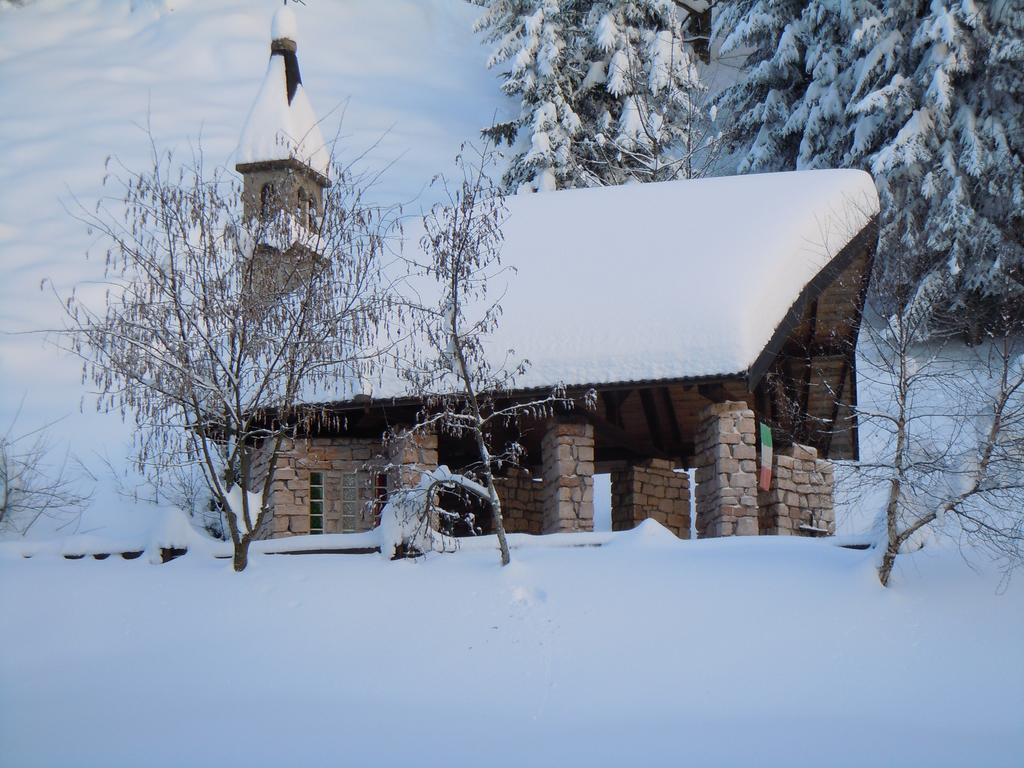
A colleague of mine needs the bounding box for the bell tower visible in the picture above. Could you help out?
[235,5,330,227]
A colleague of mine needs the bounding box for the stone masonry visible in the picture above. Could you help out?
[610,459,691,538]
[694,401,759,537]
[386,431,439,490]
[492,470,544,535]
[267,437,384,537]
[757,443,835,535]
[540,421,595,534]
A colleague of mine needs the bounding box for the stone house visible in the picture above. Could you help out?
[236,8,879,542]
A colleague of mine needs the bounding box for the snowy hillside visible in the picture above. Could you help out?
[0,0,508,532]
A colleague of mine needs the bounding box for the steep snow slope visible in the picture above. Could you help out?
[0,0,508,531]
[1,531,1021,767]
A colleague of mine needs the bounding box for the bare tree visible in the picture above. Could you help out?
[401,145,582,566]
[60,140,394,571]
[0,405,92,536]
[852,279,1024,586]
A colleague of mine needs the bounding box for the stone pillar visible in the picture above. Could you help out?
[610,459,691,538]
[540,421,595,533]
[386,430,439,491]
[694,401,759,537]
[757,443,835,536]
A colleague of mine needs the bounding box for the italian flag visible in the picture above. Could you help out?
[758,422,773,491]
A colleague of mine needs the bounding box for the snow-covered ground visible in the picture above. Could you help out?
[2,527,1021,767]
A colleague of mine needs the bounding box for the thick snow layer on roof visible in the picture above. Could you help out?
[270,5,298,41]
[462,168,878,391]
[236,11,330,176]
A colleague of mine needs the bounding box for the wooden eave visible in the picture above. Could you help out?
[747,216,878,389]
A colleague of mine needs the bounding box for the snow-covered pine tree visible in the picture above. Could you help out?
[475,0,588,191]
[713,0,811,173]
[576,0,717,184]
[475,0,718,191]
[713,0,871,172]
[847,1,1024,329]
[716,1,1024,329]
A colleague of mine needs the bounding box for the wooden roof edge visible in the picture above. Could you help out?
[271,373,751,422]
[746,215,879,389]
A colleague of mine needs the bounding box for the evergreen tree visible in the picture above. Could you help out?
[476,0,588,191]
[713,0,870,172]
[852,2,1024,326]
[715,1,1024,328]
[577,0,716,184]
[713,0,810,173]
[475,0,718,191]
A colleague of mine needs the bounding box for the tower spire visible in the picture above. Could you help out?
[236,5,330,220]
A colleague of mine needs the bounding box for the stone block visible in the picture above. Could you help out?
[735,517,759,536]
[730,471,756,488]
[719,458,740,474]
[789,444,818,461]
[733,445,757,461]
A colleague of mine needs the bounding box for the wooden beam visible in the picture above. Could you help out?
[639,389,665,452]
[697,382,728,402]
[800,299,820,432]
[590,411,673,461]
[823,357,850,456]
[779,341,851,359]
[602,389,630,428]
[660,386,683,447]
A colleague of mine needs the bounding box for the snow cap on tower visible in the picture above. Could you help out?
[236,4,329,180]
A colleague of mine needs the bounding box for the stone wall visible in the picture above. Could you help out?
[268,437,386,537]
[258,416,836,542]
[694,401,759,537]
[493,470,543,535]
[238,162,325,222]
[757,443,835,535]
[610,459,691,538]
[540,421,595,534]
[386,431,439,490]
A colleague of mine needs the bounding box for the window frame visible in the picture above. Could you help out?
[309,471,325,535]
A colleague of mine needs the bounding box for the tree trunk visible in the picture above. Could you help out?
[878,544,898,587]
[233,535,251,572]
[486,476,511,567]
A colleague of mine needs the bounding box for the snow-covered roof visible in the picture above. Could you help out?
[458,168,878,393]
[236,7,329,178]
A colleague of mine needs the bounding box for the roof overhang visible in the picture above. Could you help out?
[235,157,331,189]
